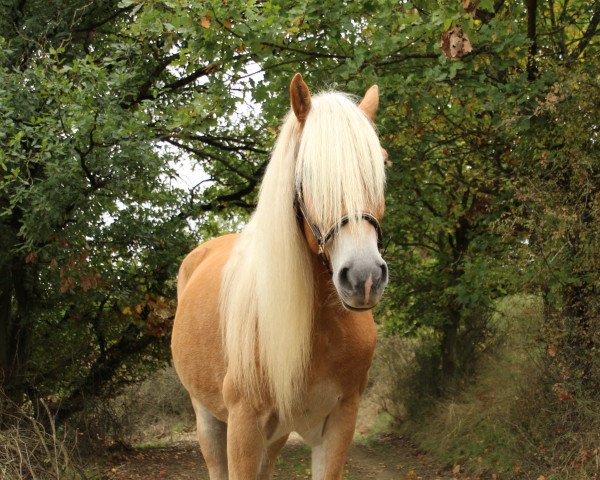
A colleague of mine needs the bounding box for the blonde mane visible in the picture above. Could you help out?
[220,92,385,421]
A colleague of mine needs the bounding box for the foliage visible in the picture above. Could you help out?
[509,60,600,394]
[0,0,268,418]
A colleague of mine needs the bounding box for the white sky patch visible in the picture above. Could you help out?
[165,61,266,194]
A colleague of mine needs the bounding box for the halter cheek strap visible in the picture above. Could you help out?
[294,191,383,274]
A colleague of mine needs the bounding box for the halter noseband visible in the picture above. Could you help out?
[295,190,383,274]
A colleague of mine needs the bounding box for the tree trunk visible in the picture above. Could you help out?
[441,309,461,381]
[440,215,471,385]
[0,263,12,387]
[526,0,538,80]
[0,218,35,400]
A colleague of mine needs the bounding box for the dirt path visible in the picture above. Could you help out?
[102,434,461,480]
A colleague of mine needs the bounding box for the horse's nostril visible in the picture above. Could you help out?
[380,263,388,283]
[339,266,351,288]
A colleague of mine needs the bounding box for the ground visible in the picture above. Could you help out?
[102,433,465,480]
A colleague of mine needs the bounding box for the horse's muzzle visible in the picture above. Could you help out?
[336,260,388,310]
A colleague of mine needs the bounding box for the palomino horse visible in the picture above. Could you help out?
[172,74,388,479]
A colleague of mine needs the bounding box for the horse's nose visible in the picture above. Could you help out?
[338,260,388,305]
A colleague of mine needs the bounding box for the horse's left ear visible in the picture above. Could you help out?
[290,73,312,124]
[359,85,379,122]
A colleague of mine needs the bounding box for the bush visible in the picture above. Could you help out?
[71,366,195,447]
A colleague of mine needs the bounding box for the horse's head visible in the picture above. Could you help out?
[290,74,388,311]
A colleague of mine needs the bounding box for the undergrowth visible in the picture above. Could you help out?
[72,366,195,448]
[373,295,600,479]
[0,393,89,480]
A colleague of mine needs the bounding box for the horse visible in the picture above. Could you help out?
[171,73,388,480]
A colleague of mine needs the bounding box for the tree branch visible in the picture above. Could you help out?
[165,138,258,182]
[53,325,160,423]
[72,6,134,33]
[569,2,600,60]
[183,133,269,155]
[260,41,350,59]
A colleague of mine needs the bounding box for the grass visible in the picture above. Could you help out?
[0,395,88,480]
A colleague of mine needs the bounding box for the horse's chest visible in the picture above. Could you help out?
[292,380,343,446]
[267,322,376,446]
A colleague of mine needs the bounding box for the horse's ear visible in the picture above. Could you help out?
[290,73,312,124]
[359,85,379,122]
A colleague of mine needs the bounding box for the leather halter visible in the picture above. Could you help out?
[295,189,383,274]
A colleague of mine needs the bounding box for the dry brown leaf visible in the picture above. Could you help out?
[463,0,479,15]
[25,251,38,264]
[200,15,211,29]
[452,464,461,474]
[547,343,558,357]
[441,26,473,60]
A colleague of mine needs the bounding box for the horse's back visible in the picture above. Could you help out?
[171,233,239,422]
[176,234,238,298]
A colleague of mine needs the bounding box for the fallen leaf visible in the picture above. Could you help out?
[200,15,211,29]
[452,464,461,474]
[552,383,573,401]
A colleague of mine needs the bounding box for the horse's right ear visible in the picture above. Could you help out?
[290,73,312,124]
[359,85,379,122]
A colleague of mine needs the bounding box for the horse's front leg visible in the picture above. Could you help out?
[224,373,280,479]
[226,401,265,479]
[311,395,360,480]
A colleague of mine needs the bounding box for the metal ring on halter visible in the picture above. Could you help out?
[294,190,383,274]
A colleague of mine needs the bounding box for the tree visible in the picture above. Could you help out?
[0,0,269,417]
[510,59,600,393]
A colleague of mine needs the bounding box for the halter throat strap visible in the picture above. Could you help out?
[294,190,383,274]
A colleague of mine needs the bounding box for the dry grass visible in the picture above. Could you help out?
[0,393,87,480]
